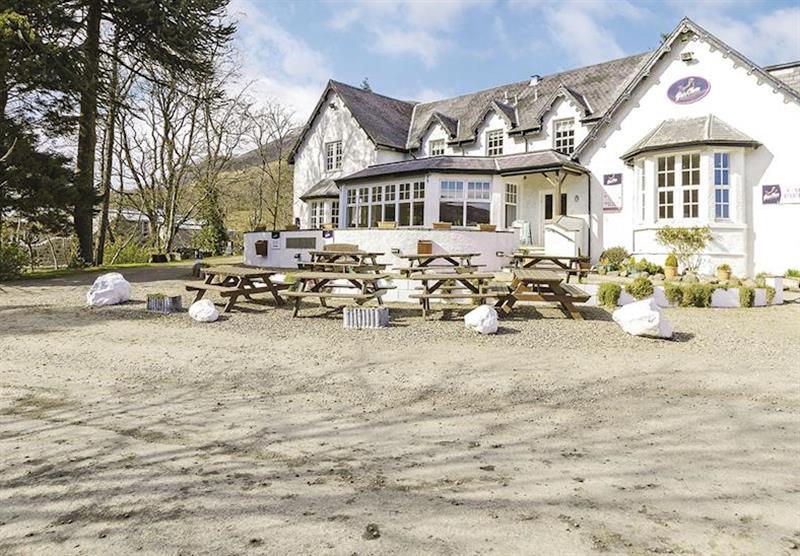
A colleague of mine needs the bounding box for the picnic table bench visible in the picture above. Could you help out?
[510,253,593,283]
[281,271,390,317]
[298,260,388,273]
[186,265,288,312]
[495,268,590,320]
[408,271,498,318]
[308,249,384,266]
[399,252,481,269]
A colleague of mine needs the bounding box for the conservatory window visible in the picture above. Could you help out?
[714,152,730,219]
[466,181,491,225]
[330,201,339,227]
[358,187,369,228]
[681,153,700,218]
[439,180,464,226]
[505,183,518,228]
[346,189,357,227]
[657,155,675,220]
[439,180,491,225]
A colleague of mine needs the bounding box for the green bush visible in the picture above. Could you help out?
[103,238,152,264]
[664,282,683,305]
[765,286,776,304]
[664,253,678,268]
[625,276,654,299]
[787,268,800,278]
[739,286,755,308]
[633,258,664,275]
[680,283,716,308]
[597,282,622,307]
[754,272,767,288]
[0,243,29,280]
[599,246,629,269]
[655,226,712,273]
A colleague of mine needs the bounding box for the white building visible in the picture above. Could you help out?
[265,18,800,276]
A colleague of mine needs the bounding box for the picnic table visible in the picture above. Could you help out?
[397,252,484,277]
[308,249,384,267]
[408,271,498,318]
[186,265,288,312]
[297,260,387,273]
[495,268,590,320]
[510,253,592,283]
[281,271,390,317]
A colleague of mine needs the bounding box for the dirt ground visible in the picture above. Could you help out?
[0,265,798,555]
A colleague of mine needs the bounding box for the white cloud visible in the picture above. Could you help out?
[329,0,486,68]
[228,0,330,120]
[681,7,800,65]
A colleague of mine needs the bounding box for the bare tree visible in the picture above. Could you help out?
[244,101,295,230]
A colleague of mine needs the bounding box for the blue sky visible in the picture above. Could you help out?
[229,0,800,119]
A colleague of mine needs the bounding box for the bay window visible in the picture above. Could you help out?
[681,153,700,218]
[657,155,675,219]
[330,201,339,227]
[310,201,324,228]
[714,152,730,219]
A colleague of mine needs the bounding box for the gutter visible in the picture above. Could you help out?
[587,172,592,260]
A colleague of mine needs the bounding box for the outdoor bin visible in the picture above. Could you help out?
[255,240,268,256]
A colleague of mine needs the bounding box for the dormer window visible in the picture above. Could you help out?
[325,140,342,171]
[553,118,575,155]
[486,129,504,156]
[429,139,445,156]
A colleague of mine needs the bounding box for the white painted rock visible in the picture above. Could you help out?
[464,305,498,335]
[86,272,132,307]
[612,298,673,339]
[189,299,219,322]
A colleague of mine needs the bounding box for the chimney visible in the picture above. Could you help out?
[503,90,509,103]
[529,74,540,86]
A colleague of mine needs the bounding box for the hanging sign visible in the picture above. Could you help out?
[667,76,710,104]
[602,174,622,211]
[762,184,800,205]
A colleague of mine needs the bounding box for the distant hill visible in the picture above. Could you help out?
[227,128,301,172]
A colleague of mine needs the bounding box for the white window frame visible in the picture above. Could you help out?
[325,140,342,171]
[681,153,700,219]
[714,152,731,220]
[657,155,676,220]
[553,118,575,155]
[505,183,518,229]
[330,200,339,227]
[429,139,445,156]
[310,200,324,228]
[637,163,646,222]
[486,129,504,156]
[439,180,492,226]
[343,182,425,228]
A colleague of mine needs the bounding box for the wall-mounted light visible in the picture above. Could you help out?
[574,194,580,202]
[391,248,400,255]
[293,253,301,260]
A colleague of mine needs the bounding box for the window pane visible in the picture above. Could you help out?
[370,204,381,227]
[544,195,553,220]
[439,201,463,225]
[412,202,424,226]
[384,203,396,223]
[398,202,411,226]
[359,205,368,227]
[505,205,517,228]
[466,202,491,225]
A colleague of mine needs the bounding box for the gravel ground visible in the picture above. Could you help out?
[0,265,798,555]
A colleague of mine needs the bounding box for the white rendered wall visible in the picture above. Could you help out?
[580,36,800,275]
[524,98,590,153]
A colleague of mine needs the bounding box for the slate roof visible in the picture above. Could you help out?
[336,150,587,183]
[622,115,760,161]
[766,61,800,94]
[406,51,652,149]
[300,178,339,200]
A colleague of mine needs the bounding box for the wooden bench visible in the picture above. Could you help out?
[186,266,288,312]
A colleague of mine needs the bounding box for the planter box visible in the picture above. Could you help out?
[147,294,182,314]
[432,222,452,230]
[343,307,389,329]
[478,224,497,232]
[378,221,397,229]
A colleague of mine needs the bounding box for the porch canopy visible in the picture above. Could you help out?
[336,150,589,215]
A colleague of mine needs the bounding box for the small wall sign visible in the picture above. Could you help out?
[602,174,622,211]
[667,76,710,104]
[763,184,800,205]
[271,231,281,239]
[322,229,334,239]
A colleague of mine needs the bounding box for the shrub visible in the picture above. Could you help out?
[633,258,663,275]
[754,272,767,288]
[680,283,716,308]
[787,268,800,278]
[599,246,629,269]
[664,253,678,268]
[765,286,776,304]
[664,282,684,305]
[739,286,755,308]
[0,243,29,280]
[655,226,712,273]
[103,238,151,265]
[625,276,654,299]
[597,282,622,307]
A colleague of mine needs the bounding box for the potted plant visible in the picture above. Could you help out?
[716,263,732,281]
[432,221,452,230]
[478,224,496,232]
[664,252,678,280]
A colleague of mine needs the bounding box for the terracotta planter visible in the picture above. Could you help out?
[478,224,497,232]
[664,266,678,280]
[716,269,731,281]
[377,221,397,229]
[432,222,452,230]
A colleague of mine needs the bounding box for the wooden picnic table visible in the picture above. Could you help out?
[407,271,497,318]
[186,265,288,312]
[510,253,592,282]
[495,268,590,320]
[400,252,481,268]
[297,260,387,273]
[308,249,384,266]
[281,271,390,317]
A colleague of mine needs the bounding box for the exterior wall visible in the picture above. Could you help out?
[419,123,458,157]
[581,35,800,275]
[292,91,382,228]
[524,98,590,153]
[468,112,527,156]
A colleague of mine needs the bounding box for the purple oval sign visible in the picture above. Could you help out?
[667,76,710,104]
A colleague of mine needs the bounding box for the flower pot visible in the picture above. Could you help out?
[664,266,678,280]
[432,222,452,230]
[716,269,731,281]
[478,224,496,232]
[378,221,397,229]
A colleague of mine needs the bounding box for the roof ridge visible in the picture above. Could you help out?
[329,79,416,107]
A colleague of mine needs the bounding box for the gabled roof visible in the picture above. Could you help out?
[574,17,800,159]
[336,150,587,183]
[416,111,459,142]
[300,178,339,200]
[406,51,652,149]
[622,115,760,161]
[289,80,415,163]
[765,61,800,94]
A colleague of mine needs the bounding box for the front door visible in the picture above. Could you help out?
[538,191,568,244]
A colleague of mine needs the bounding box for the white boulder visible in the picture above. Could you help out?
[86,272,132,307]
[464,305,498,335]
[189,299,219,322]
[612,298,673,339]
